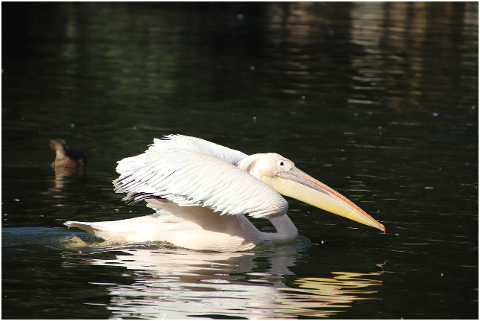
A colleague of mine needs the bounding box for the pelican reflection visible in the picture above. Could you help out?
[63,245,383,319]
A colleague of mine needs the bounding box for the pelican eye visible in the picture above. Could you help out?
[276,159,292,172]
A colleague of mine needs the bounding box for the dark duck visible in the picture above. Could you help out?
[49,138,87,168]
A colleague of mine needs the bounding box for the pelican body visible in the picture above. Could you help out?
[65,135,384,251]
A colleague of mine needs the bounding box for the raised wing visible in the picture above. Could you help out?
[115,135,247,175]
[150,135,248,166]
[114,135,288,219]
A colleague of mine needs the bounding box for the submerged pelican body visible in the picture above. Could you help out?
[65,135,384,252]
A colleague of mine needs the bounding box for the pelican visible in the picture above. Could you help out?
[65,135,384,252]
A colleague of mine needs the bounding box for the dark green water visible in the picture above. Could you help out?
[2,2,478,319]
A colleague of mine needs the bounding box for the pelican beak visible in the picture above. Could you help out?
[262,167,385,232]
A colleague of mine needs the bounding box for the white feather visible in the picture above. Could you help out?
[113,135,288,219]
[150,134,248,165]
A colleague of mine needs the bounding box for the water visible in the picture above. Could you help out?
[2,2,477,319]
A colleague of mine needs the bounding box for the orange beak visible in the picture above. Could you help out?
[262,167,385,232]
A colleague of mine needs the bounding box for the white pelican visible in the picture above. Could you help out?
[65,134,385,252]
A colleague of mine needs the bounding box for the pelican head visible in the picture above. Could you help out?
[239,153,385,232]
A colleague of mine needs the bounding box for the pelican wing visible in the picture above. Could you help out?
[150,135,248,166]
[114,135,288,219]
[116,135,247,175]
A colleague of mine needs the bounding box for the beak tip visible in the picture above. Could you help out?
[379,224,386,233]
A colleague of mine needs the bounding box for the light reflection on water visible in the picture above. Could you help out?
[61,245,382,319]
[49,167,86,193]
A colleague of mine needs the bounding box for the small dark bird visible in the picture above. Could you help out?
[49,138,87,168]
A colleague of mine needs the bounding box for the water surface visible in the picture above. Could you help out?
[2,3,477,319]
